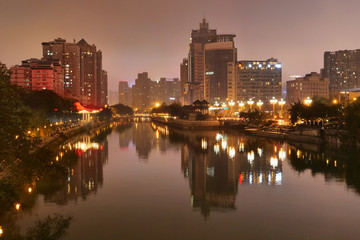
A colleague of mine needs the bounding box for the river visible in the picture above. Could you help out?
[1,121,360,239]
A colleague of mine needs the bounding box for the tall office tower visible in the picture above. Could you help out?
[180,58,189,104]
[10,58,64,97]
[100,70,108,105]
[188,18,217,103]
[132,72,152,110]
[118,81,131,106]
[323,49,360,96]
[286,72,329,104]
[96,50,104,106]
[236,58,282,103]
[77,39,98,106]
[204,35,237,103]
[42,38,81,99]
[188,19,236,103]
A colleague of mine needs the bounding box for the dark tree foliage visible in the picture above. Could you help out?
[344,99,360,134]
[19,89,76,114]
[288,98,341,124]
[0,64,32,162]
[151,103,185,117]
[112,103,134,115]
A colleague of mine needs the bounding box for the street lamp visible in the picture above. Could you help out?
[247,99,254,110]
[278,99,286,118]
[256,100,263,111]
[270,97,278,116]
[304,97,312,106]
[239,101,245,112]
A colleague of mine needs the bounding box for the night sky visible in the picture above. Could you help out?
[1,0,360,90]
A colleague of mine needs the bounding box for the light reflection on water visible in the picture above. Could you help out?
[2,121,360,239]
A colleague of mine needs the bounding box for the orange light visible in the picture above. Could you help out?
[28,187,32,193]
[238,64,242,68]
[15,203,20,211]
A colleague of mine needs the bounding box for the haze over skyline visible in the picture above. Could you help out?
[1,0,360,90]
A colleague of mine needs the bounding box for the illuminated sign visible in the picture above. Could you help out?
[206,71,214,75]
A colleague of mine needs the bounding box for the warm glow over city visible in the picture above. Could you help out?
[1,0,360,239]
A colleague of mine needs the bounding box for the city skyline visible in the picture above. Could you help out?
[2,0,360,91]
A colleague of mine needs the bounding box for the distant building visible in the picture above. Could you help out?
[132,72,152,110]
[10,58,64,97]
[286,72,329,103]
[236,58,282,103]
[324,49,360,96]
[157,78,181,104]
[118,81,131,106]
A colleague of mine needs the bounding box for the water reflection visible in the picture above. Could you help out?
[173,128,284,218]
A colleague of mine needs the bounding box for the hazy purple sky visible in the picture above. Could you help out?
[1,0,360,89]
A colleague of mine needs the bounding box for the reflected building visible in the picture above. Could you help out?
[42,135,108,205]
[176,129,284,218]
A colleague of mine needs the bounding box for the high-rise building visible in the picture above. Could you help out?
[236,58,282,103]
[118,81,131,106]
[204,35,237,103]
[323,49,360,96]
[286,72,329,103]
[42,38,81,99]
[188,19,217,103]
[180,58,188,104]
[77,39,98,106]
[187,19,236,103]
[42,38,108,106]
[132,72,152,110]
[10,58,64,97]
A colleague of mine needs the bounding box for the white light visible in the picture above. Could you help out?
[275,172,282,185]
[215,133,223,141]
[221,139,227,150]
[228,147,235,159]
[248,64,252,68]
[275,64,282,69]
[206,71,214,75]
[247,151,255,164]
[257,148,263,157]
[214,144,220,154]
[270,157,278,168]
[259,64,262,68]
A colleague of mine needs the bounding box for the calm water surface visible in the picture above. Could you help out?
[4,122,360,239]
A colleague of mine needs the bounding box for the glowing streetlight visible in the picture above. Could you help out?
[304,97,312,106]
[0,226,3,236]
[247,99,254,110]
[332,99,338,104]
[270,97,278,116]
[28,187,32,193]
[228,101,235,107]
[278,99,286,118]
[256,100,263,111]
[214,101,219,107]
[239,101,245,112]
[15,203,21,211]
[155,103,160,108]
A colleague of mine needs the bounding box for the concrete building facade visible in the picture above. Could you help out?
[286,72,329,103]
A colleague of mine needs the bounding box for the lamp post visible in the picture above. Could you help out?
[269,97,278,117]
[239,101,245,112]
[278,99,286,118]
[256,100,263,111]
[247,99,254,111]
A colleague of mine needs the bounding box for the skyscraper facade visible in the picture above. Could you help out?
[187,19,236,104]
[323,49,360,96]
[204,35,236,103]
[42,38,81,99]
[42,38,108,106]
[236,58,282,103]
